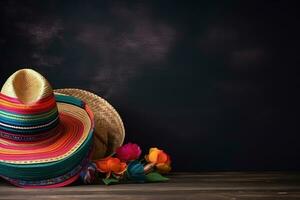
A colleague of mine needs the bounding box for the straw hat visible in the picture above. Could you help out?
[0,69,94,188]
[54,89,125,160]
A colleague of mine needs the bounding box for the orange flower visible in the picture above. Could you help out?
[145,147,171,174]
[156,163,172,174]
[95,157,127,177]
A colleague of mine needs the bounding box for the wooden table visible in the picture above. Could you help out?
[0,172,300,199]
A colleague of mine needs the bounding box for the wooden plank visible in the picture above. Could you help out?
[0,172,300,200]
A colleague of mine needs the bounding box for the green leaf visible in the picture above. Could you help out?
[146,172,169,182]
[102,178,119,185]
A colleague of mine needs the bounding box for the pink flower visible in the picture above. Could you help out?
[116,143,142,162]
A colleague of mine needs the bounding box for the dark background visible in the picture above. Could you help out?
[0,0,299,171]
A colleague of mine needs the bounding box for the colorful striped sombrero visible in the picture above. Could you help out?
[0,69,94,188]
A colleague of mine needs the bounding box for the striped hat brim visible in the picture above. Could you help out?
[54,88,125,160]
[0,145,93,188]
[0,94,94,164]
[0,94,94,187]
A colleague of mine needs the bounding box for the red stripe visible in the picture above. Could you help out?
[0,114,86,161]
[0,103,57,114]
[0,93,56,104]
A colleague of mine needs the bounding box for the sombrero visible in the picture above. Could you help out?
[54,89,125,160]
[0,69,94,188]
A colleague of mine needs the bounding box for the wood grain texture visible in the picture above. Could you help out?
[1,172,300,200]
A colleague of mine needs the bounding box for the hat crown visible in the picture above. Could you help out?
[1,69,53,104]
[0,69,59,142]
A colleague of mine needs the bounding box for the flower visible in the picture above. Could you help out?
[156,163,172,174]
[145,147,171,174]
[116,143,142,162]
[95,156,127,177]
[145,148,171,165]
[126,161,146,182]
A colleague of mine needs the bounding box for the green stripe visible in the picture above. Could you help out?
[0,111,58,125]
[0,107,58,120]
[0,114,58,126]
[55,94,84,108]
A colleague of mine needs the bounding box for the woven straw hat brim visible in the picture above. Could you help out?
[0,95,94,164]
[54,88,125,159]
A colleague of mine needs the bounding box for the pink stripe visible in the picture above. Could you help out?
[0,103,57,114]
[0,93,56,104]
[0,94,22,103]
[0,94,57,113]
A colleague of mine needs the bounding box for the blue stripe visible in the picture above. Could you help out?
[0,119,59,134]
[55,94,84,108]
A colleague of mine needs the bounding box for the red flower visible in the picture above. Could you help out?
[116,143,142,162]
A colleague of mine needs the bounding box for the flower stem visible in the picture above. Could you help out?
[144,163,155,174]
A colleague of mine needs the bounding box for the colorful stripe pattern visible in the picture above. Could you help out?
[0,93,59,141]
[1,145,93,188]
[0,94,93,164]
[0,94,95,187]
